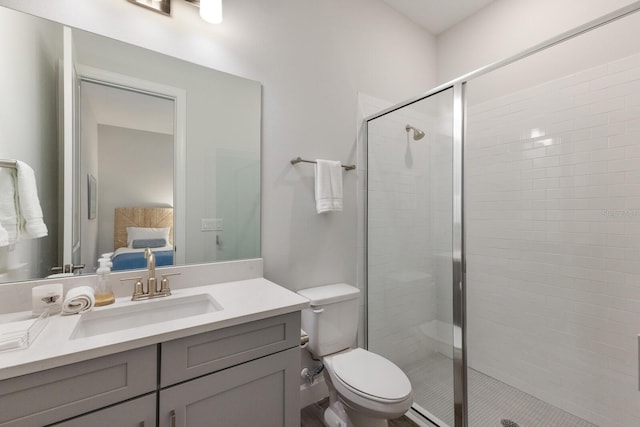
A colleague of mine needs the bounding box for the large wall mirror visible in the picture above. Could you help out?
[0,5,261,283]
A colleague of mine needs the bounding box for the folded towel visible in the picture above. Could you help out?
[15,161,48,239]
[62,286,95,315]
[315,159,343,213]
[0,168,18,246]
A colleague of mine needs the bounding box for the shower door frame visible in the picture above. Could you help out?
[364,2,640,426]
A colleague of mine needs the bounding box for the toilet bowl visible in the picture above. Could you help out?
[297,284,413,427]
[323,348,413,426]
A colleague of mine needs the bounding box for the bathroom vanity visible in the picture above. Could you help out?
[0,278,308,427]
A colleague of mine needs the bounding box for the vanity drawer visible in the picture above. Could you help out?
[0,345,157,427]
[160,311,300,387]
[51,393,156,427]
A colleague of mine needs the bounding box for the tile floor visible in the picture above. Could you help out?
[405,353,597,427]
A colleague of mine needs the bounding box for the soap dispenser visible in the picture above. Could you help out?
[95,257,115,306]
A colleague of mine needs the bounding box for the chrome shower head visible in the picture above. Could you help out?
[405,124,425,140]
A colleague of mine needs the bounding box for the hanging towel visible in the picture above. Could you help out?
[315,159,343,213]
[62,286,95,315]
[0,168,18,246]
[15,160,48,239]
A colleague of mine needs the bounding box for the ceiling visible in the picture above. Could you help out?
[383,0,496,35]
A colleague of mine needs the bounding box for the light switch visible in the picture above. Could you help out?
[201,218,216,231]
[201,218,223,231]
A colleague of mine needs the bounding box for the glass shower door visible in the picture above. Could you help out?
[366,87,456,426]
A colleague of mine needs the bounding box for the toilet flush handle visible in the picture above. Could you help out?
[312,308,324,314]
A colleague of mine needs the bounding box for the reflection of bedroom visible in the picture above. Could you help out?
[111,208,174,271]
[80,81,175,273]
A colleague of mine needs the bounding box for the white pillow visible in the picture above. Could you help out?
[127,227,170,248]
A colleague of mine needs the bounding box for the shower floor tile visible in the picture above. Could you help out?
[405,353,597,427]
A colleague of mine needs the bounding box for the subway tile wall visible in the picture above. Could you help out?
[367,106,437,370]
[466,52,640,427]
[367,89,455,374]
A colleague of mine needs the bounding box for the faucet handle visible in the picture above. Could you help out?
[160,273,180,294]
[120,276,144,300]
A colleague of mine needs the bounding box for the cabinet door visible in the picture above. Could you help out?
[0,345,157,427]
[51,393,156,427]
[159,347,300,427]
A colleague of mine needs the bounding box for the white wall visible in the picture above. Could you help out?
[0,0,437,292]
[0,8,61,280]
[96,125,173,257]
[436,0,638,84]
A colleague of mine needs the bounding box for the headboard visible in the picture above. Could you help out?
[114,207,174,250]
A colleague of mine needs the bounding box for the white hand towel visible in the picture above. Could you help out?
[315,159,343,213]
[62,286,96,315]
[15,160,48,239]
[0,167,18,246]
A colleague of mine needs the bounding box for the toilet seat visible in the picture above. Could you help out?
[325,348,412,403]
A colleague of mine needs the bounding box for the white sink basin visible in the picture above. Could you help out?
[70,294,222,339]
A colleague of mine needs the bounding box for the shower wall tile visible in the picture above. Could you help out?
[367,92,455,370]
[367,107,438,370]
[466,51,640,427]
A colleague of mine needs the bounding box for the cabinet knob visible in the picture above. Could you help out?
[170,409,176,427]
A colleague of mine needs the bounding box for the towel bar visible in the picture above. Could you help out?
[0,159,17,169]
[290,157,355,171]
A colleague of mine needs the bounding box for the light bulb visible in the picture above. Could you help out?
[200,0,222,24]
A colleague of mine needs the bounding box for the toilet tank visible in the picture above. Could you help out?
[297,283,360,357]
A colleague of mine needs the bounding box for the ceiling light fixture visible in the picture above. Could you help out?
[128,0,171,16]
[198,0,223,24]
[128,0,223,24]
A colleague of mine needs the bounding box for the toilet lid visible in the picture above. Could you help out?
[329,348,411,402]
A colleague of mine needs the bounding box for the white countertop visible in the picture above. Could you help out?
[0,278,309,381]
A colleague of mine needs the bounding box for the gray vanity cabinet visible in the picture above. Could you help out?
[0,311,301,427]
[50,393,156,427]
[0,346,157,427]
[159,347,299,427]
[159,312,301,427]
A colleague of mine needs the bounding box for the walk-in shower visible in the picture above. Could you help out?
[364,3,640,426]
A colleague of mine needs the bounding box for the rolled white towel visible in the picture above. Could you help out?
[62,286,95,315]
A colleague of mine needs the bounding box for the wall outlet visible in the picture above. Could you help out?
[201,218,223,231]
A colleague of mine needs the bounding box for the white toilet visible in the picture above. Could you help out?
[298,283,413,427]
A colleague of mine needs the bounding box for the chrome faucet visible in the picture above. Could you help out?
[120,249,179,301]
